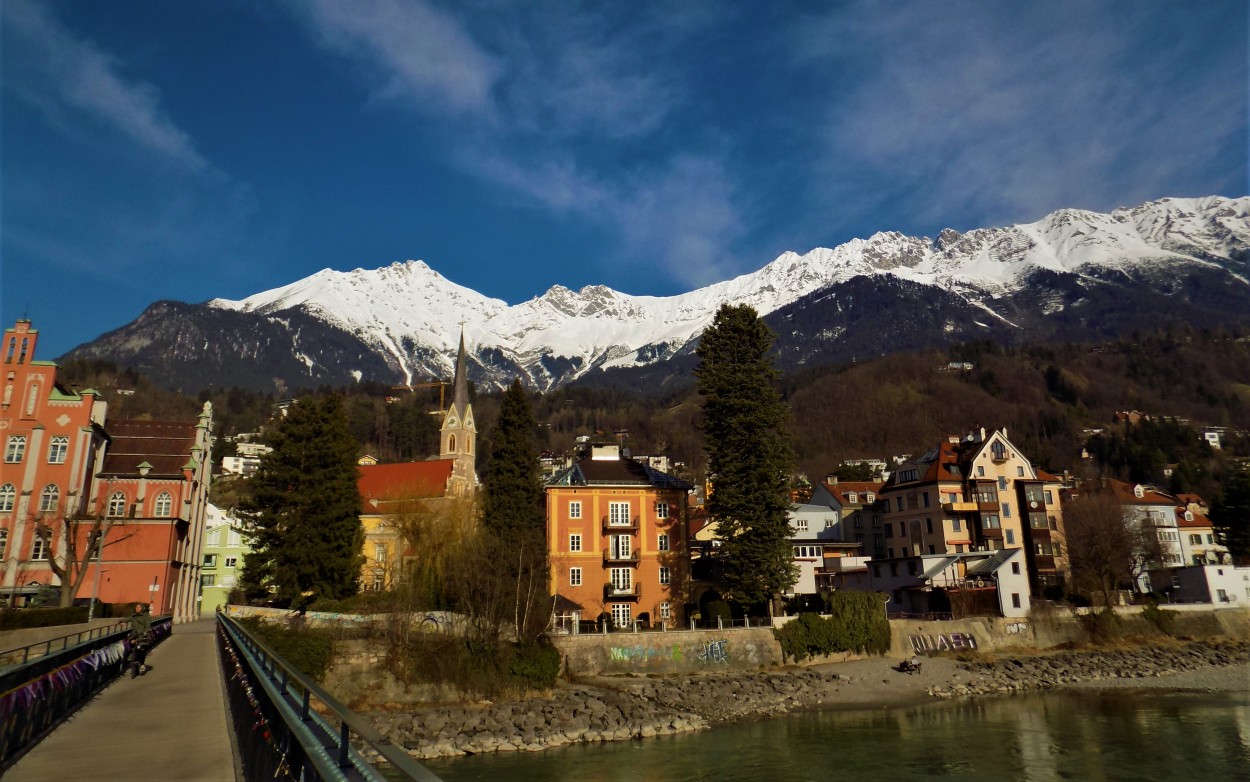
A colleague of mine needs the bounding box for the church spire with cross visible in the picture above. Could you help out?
[440,327,477,496]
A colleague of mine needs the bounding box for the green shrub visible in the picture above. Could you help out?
[509,640,561,690]
[236,616,334,682]
[308,591,398,614]
[1141,603,1178,637]
[1077,609,1123,644]
[0,606,88,630]
[703,600,733,625]
[773,593,891,662]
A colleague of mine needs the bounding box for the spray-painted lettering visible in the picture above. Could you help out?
[909,632,978,655]
[698,639,730,664]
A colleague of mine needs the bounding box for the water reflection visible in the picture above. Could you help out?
[421,692,1250,781]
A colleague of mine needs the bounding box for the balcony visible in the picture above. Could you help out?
[602,516,640,533]
[942,501,979,513]
[976,501,1000,512]
[603,583,640,601]
[1033,555,1057,572]
[603,549,640,565]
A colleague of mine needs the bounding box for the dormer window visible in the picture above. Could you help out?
[1184,511,1194,522]
[866,493,874,502]
[847,492,857,503]
[1134,485,1145,499]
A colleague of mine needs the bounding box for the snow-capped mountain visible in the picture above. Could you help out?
[66,195,1250,394]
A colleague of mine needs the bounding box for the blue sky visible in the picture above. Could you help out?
[3,0,1246,358]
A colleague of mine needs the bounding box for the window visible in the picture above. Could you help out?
[884,524,893,539]
[873,564,881,577]
[659,602,671,621]
[922,493,930,508]
[1189,534,1202,545]
[611,603,632,629]
[1036,541,1062,557]
[887,548,894,558]
[1005,530,1015,545]
[982,514,1001,529]
[569,567,582,586]
[5,436,26,463]
[655,502,669,519]
[1207,534,1216,545]
[0,484,14,513]
[1002,502,1012,518]
[793,517,808,532]
[659,567,671,585]
[991,442,1006,460]
[107,491,127,517]
[154,492,173,517]
[889,563,899,576]
[374,544,386,562]
[1011,593,1021,608]
[793,545,820,559]
[202,574,216,587]
[1011,562,1021,575]
[47,436,69,464]
[847,492,857,503]
[1016,466,1025,477]
[1044,490,1054,504]
[609,568,632,593]
[1217,589,1229,603]
[0,530,6,558]
[610,535,631,560]
[228,529,243,547]
[657,533,670,551]
[31,536,48,561]
[371,575,384,591]
[224,556,238,568]
[866,493,874,503]
[977,465,985,477]
[854,516,863,529]
[907,561,918,575]
[998,476,1008,491]
[925,518,933,534]
[568,501,582,519]
[1029,512,1048,529]
[39,485,59,513]
[608,502,631,526]
[952,518,961,532]
[204,554,218,568]
[895,497,903,511]
[900,546,909,557]
[569,533,582,552]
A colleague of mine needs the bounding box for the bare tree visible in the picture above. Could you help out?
[1064,490,1162,606]
[30,499,133,608]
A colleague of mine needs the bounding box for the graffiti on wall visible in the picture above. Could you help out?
[698,639,730,664]
[909,632,977,654]
[607,639,732,666]
[1004,621,1029,635]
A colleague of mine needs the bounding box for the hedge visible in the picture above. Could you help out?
[0,606,90,630]
[773,592,892,662]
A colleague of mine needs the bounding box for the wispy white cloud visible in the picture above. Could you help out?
[792,1,1246,232]
[3,0,208,172]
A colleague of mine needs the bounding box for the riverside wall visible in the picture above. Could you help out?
[553,627,783,676]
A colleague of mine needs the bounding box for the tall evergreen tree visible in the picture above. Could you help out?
[478,379,549,641]
[480,380,546,540]
[1213,465,1250,560]
[696,304,796,612]
[240,395,363,606]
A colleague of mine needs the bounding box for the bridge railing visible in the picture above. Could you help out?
[217,612,441,782]
[0,620,131,668]
[0,615,172,772]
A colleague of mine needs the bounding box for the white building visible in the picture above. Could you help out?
[1149,564,1250,605]
[864,548,1032,618]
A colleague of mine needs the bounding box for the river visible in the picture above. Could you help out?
[419,691,1250,781]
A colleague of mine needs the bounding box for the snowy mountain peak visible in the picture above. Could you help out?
[191,195,1248,390]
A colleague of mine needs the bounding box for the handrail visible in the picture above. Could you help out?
[0,620,130,668]
[217,612,441,781]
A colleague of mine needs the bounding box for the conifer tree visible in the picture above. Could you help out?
[240,395,363,606]
[478,379,549,640]
[696,304,796,612]
[1213,466,1250,560]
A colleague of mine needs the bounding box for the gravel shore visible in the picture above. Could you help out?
[368,639,1250,760]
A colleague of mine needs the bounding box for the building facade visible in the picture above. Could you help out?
[546,442,692,630]
[200,503,249,613]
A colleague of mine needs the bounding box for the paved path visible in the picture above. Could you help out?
[8,620,240,782]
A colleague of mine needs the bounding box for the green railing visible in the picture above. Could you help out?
[216,612,441,781]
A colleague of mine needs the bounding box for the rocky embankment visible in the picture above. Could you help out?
[369,640,1250,760]
[930,639,1250,699]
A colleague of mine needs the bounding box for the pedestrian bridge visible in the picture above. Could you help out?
[2,616,440,781]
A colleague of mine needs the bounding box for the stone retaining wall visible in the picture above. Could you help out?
[553,627,782,676]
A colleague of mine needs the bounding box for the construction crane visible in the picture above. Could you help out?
[390,380,450,412]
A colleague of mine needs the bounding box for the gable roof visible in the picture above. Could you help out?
[547,454,692,490]
[99,419,198,478]
[358,460,454,507]
[1101,478,1176,506]
[819,481,885,505]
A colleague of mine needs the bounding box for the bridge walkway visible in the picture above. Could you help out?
[8,619,239,782]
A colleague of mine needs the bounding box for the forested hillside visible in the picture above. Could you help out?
[60,328,1250,502]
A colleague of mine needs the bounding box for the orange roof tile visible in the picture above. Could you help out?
[357,460,453,506]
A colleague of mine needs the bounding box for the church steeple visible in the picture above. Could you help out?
[440,328,476,496]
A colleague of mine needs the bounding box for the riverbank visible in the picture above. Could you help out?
[367,638,1250,760]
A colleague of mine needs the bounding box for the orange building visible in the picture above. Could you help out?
[0,320,212,620]
[546,442,692,630]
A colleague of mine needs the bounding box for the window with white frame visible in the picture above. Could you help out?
[792,545,820,559]
[5,436,26,463]
[39,484,59,513]
[374,543,386,562]
[31,535,48,561]
[659,566,671,585]
[610,535,631,560]
[224,556,238,568]
[47,436,69,464]
[154,492,173,517]
[657,533,670,551]
[608,502,631,526]
[204,553,218,568]
[107,491,127,517]
[609,568,632,593]
[655,501,669,519]
[202,574,216,587]
[568,501,582,519]
[611,603,632,628]
[569,567,582,586]
[659,601,671,621]
[0,483,14,513]
[228,529,243,547]
[793,517,809,531]
[569,533,582,552]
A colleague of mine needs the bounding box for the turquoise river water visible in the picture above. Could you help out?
[418,691,1250,781]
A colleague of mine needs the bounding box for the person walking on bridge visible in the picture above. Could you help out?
[127,602,153,678]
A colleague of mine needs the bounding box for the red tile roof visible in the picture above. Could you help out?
[1176,507,1212,529]
[820,481,885,503]
[99,419,198,478]
[357,460,453,506]
[1100,478,1176,506]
